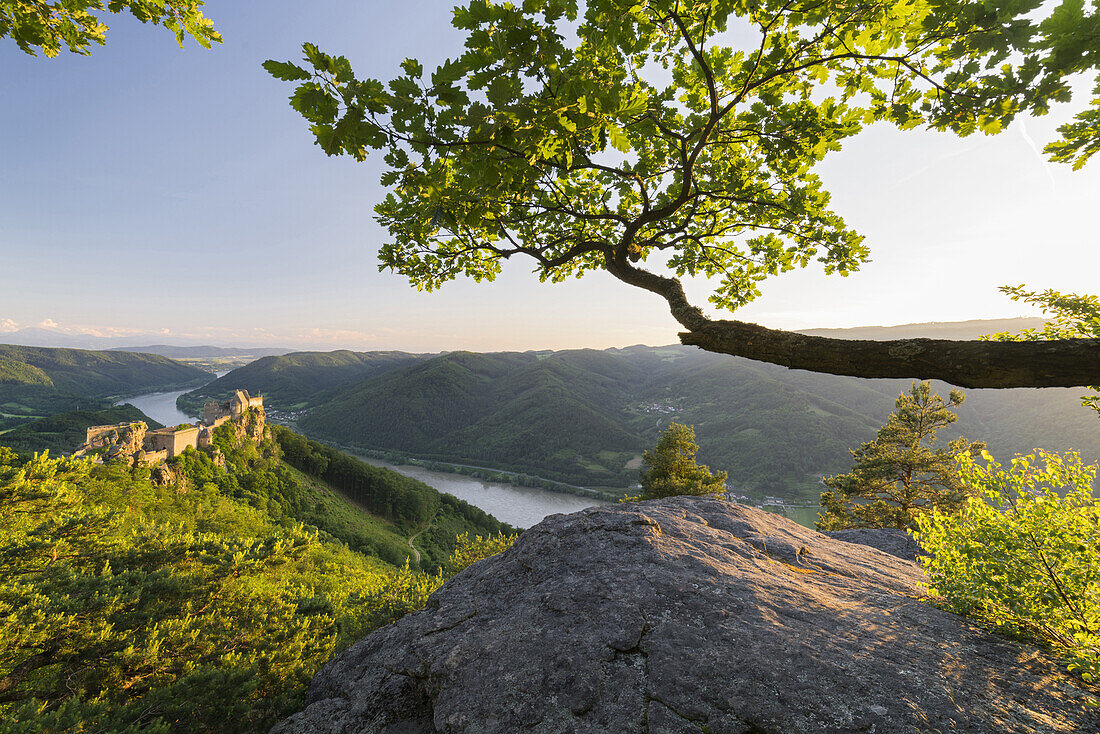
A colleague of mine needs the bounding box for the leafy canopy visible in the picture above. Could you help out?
[817,381,985,530]
[1,0,219,57]
[633,422,727,501]
[915,450,1100,691]
[268,0,1099,327]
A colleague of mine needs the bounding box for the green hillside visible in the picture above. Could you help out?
[283,345,1100,500]
[0,344,209,396]
[0,418,513,731]
[0,404,163,456]
[0,344,211,431]
[177,349,423,415]
[270,426,513,569]
[0,357,52,386]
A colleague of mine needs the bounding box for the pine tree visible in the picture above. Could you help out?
[817,381,984,530]
[635,423,727,501]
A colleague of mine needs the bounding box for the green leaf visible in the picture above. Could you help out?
[262,60,311,82]
[606,124,631,153]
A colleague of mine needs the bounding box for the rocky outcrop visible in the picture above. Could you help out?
[82,421,146,454]
[275,498,1098,734]
[238,406,266,443]
[115,421,147,457]
[150,463,177,487]
[823,527,927,562]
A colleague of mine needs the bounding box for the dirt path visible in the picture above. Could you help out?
[406,525,428,565]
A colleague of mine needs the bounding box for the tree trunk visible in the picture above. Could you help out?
[679,320,1100,389]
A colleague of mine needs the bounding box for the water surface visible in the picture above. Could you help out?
[116,371,226,427]
[355,455,610,529]
[118,388,198,427]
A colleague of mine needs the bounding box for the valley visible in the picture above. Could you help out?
[179,338,1100,505]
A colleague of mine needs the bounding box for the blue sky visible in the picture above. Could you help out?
[1,2,1098,351]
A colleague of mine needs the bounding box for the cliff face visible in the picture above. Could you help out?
[274,498,1098,734]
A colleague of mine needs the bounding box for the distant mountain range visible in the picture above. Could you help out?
[797,317,1047,340]
[108,345,293,359]
[178,319,1098,500]
[1,317,1044,352]
[0,327,296,355]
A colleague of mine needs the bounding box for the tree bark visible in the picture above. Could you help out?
[679,320,1100,389]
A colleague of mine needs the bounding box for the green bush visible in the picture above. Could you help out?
[446,532,518,575]
[914,450,1099,689]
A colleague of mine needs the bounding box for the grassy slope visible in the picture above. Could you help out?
[271,427,514,570]
[282,463,417,567]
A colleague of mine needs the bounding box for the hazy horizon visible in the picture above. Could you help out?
[0,316,1048,354]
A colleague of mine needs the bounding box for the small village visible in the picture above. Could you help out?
[75,389,263,467]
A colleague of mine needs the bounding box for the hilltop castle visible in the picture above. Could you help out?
[78,390,264,466]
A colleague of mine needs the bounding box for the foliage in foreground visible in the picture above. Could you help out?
[629,423,727,501]
[267,0,1100,319]
[818,381,985,530]
[1,0,220,57]
[448,531,518,575]
[0,436,515,732]
[915,451,1100,690]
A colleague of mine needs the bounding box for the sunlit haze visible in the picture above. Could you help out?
[2,1,1098,352]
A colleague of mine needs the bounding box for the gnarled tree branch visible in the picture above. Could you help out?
[604,259,1100,389]
[679,319,1100,389]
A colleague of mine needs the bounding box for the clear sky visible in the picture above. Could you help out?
[1,2,1097,351]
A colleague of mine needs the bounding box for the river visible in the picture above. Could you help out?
[118,388,199,427]
[117,380,609,529]
[115,371,230,426]
[352,455,609,529]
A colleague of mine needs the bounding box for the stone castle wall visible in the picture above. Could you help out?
[145,425,200,458]
[85,424,128,447]
[76,391,262,466]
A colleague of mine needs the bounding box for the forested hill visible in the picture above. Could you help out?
[178,350,424,414]
[0,344,209,395]
[246,345,1100,499]
[0,344,211,433]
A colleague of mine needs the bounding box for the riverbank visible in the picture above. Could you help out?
[288,435,630,502]
[351,453,612,529]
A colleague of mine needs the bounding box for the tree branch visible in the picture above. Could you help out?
[679,319,1100,388]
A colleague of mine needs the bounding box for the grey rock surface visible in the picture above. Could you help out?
[823,527,927,562]
[274,498,1098,734]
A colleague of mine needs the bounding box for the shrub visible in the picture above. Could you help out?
[447,531,518,575]
[914,450,1099,689]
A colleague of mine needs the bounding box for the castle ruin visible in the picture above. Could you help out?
[76,390,263,466]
